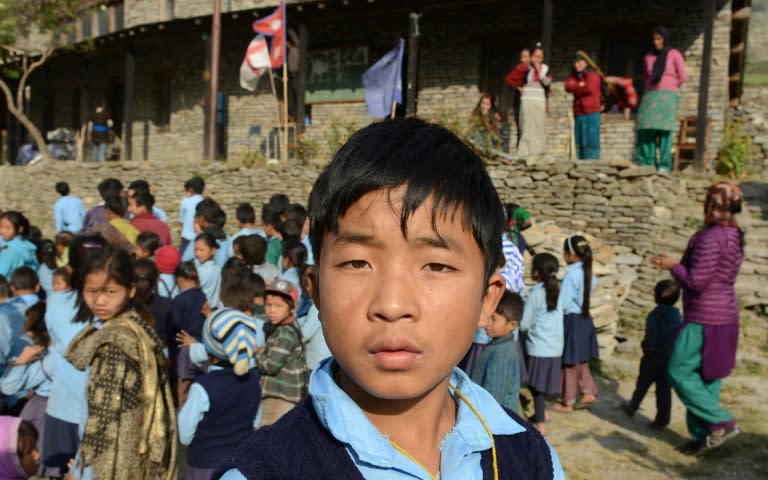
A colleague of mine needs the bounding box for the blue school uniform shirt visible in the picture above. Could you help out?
[559,261,597,315]
[296,304,331,370]
[38,264,55,298]
[220,359,565,480]
[152,206,168,223]
[54,195,86,233]
[521,282,564,357]
[44,289,89,425]
[229,227,261,257]
[0,295,38,373]
[179,194,204,241]
[157,273,179,299]
[196,259,221,309]
[0,348,54,398]
[0,236,38,278]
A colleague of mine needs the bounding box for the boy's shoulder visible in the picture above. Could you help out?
[213,400,364,480]
[214,399,556,480]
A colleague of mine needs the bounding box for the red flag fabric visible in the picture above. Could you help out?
[252,1,286,68]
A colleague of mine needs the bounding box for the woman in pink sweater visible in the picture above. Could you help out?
[635,26,687,172]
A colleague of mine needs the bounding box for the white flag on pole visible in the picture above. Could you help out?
[240,34,271,91]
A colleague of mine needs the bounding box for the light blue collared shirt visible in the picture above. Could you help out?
[195,259,221,309]
[221,359,565,480]
[521,282,565,357]
[179,194,203,241]
[559,262,597,316]
[54,195,86,233]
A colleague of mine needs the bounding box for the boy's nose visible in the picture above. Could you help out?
[367,268,419,322]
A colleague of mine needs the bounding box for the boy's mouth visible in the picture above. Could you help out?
[369,338,423,370]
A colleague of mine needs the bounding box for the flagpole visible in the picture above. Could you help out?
[282,62,289,163]
[268,70,283,161]
[390,100,396,119]
[208,0,222,162]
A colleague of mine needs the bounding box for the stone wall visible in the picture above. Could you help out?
[25,0,733,166]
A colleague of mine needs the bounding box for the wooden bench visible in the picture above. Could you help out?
[674,115,711,171]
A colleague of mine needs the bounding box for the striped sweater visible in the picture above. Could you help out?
[257,323,309,403]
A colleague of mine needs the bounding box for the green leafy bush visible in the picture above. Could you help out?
[716,121,753,178]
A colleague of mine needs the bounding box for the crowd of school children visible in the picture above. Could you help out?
[0,175,331,479]
[0,117,740,479]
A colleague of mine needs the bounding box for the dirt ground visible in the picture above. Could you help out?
[544,310,768,480]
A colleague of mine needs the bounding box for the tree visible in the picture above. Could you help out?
[0,0,79,163]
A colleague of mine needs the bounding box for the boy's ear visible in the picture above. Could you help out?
[307,269,320,308]
[479,271,505,327]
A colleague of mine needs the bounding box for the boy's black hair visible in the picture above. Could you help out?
[0,275,11,299]
[654,279,680,305]
[195,231,220,250]
[53,267,71,287]
[234,234,266,266]
[11,267,38,291]
[56,181,70,196]
[269,194,290,212]
[261,204,282,229]
[136,232,161,256]
[282,239,307,268]
[283,203,308,225]
[27,226,42,245]
[174,260,199,282]
[37,239,57,269]
[495,290,524,323]
[221,257,250,286]
[184,176,205,194]
[221,269,265,311]
[131,190,155,210]
[196,198,226,229]
[308,118,505,283]
[280,219,303,242]
[24,302,49,347]
[236,203,256,224]
[128,179,150,194]
[105,194,127,217]
[55,231,75,248]
[97,178,123,201]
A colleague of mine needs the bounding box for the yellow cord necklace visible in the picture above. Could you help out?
[388,383,499,480]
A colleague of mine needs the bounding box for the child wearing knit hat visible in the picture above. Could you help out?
[155,245,181,298]
[256,279,309,427]
[177,308,262,480]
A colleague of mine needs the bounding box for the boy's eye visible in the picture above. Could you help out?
[340,259,369,269]
[424,263,455,273]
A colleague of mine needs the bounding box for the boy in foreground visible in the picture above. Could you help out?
[216,118,565,479]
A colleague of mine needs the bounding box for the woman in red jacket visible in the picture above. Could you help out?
[564,53,602,160]
[504,43,552,158]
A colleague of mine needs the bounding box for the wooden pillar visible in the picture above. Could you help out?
[124,41,135,161]
[79,59,90,130]
[405,12,421,115]
[207,0,222,162]
[541,0,553,62]
[695,0,716,172]
[295,24,309,132]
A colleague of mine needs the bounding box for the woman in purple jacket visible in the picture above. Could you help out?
[650,181,744,455]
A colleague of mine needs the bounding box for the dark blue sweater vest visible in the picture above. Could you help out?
[213,398,554,479]
[189,368,262,469]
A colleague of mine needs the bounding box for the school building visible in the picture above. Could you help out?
[9,0,752,166]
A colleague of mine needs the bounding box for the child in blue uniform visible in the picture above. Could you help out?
[555,235,598,412]
[622,280,681,428]
[215,118,564,479]
[471,291,524,414]
[177,307,262,480]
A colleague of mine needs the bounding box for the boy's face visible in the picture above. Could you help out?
[485,312,517,338]
[265,294,293,324]
[135,247,150,259]
[53,275,68,292]
[310,187,504,403]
